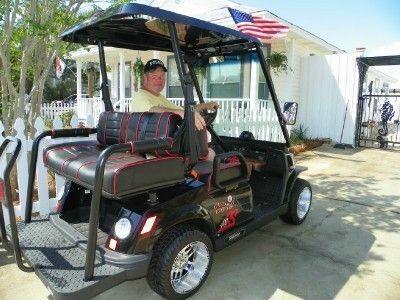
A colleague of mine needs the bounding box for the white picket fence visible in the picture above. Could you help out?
[41,102,77,120]
[41,97,285,142]
[169,98,284,142]
[0,114,96,225]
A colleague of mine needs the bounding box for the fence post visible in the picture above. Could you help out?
[14,118,29,220]
[34,117,51,215]
[52,116,65,199]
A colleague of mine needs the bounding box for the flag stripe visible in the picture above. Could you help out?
[229,7,289,42]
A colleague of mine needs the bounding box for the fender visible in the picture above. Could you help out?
[134,202,216,254]
[157,202,215,237]
[284,166,308,203]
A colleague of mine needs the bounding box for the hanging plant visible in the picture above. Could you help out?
[83,62,99,98]
[192,60,207,78]
[267,51,292,75]
[132,57,144,92]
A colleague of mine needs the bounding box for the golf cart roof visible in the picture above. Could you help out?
[60,3,259,55]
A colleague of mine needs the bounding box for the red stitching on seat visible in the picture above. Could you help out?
[117,113,126,143]
[135,112,146,141]
[154,112,166,157]
[165,113,181,157]
[44,143,95,164]
[113,156,184,195]
[60,152,94,172]
[103,112,109,145]
[124,113,134,142]
[75,154,134,180]
[155,112,165,138]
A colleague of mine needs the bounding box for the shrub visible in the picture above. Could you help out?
[60,110,75,128]
[290,124,309,145]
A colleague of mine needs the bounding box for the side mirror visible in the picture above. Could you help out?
[283,102,298,125]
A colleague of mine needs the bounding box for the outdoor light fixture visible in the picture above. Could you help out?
[114,218,132,239]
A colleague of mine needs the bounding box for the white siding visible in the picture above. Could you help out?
[270,40,329,104]
[297,54,359,145]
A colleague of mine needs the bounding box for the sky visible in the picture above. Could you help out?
[242,0,400,55]
[97,0,399,55]
[241,0,400,84]
[97,0,400,83]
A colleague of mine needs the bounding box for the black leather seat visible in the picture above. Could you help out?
[44,112,186,199]
[192,150,247,191]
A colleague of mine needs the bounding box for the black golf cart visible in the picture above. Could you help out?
[0,3,312,299]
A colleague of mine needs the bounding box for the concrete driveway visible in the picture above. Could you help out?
[1,145,399,299]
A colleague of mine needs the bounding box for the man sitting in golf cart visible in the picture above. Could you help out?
[131,58,219,130]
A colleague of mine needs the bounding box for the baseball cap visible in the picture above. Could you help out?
[144,59,167,73]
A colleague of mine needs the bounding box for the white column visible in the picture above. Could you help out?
[249,55,260,110]
[76,61,84,120]
[111,64,118,99]
[153,51,160,59]
[119,52,126,102]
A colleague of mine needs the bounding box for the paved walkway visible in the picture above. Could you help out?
[1,145,399,299]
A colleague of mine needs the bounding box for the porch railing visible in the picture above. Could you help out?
[42,97,285,143]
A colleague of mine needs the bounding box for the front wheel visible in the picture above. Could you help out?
[280,178,312,225]
[147,227,213,299]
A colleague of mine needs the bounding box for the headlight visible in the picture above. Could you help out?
[114,218,132,239]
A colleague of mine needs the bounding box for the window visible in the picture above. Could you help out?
[208,56,244,98]
[256,46,271,100]
[166,54,251,99]
[167,57,184,98]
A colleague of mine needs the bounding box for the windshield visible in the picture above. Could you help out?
[164,50,285,143]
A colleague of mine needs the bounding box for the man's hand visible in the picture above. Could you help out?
[196,101,219,112]
[194,111,206,130]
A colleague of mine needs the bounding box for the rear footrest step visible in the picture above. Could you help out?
[6,217,144,300]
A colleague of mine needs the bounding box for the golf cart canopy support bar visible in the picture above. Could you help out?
[255,44,290,147]
[0,138,33,272]
[98,41,113,112]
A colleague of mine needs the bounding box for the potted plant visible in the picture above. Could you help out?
[132,57,144,92]
[267,51,292,75]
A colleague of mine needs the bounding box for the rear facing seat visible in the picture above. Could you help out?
[44,112,186,199]
[44,111,246,198]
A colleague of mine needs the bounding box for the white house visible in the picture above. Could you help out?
[66,0,397,145]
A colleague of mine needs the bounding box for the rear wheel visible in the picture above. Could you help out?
[147,227,213,299]
[280,178,312,225]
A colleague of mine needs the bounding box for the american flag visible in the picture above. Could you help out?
[229,8,289,42]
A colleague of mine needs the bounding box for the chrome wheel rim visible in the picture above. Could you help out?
[170,241,210,294]
[297,187,311,220]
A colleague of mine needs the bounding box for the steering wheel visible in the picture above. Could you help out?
[201,108,218,126]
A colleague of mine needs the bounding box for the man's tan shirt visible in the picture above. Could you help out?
[130,89,180,112]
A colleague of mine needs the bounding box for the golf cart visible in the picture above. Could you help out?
[0,3,312,299]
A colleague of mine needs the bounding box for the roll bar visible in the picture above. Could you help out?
[0,138,33,272]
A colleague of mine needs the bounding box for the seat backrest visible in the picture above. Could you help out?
[97,111,209,159]
[97,111,182,145]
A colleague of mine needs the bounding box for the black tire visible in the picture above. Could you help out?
[147,226,213,299]
[280,178,312,225]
